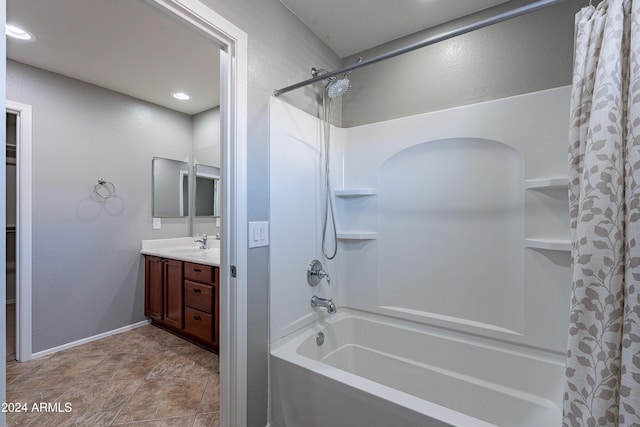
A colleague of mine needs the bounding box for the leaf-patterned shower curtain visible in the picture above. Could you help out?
[564,0,640,426]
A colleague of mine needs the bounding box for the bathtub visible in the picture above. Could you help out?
[269,309,564,427]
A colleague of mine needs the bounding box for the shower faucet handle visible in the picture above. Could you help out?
[307,259,330,287]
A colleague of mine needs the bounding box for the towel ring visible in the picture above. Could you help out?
[94,178,116,201]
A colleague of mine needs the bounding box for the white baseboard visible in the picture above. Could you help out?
[31,320,151,360]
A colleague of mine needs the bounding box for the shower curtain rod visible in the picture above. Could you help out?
[273,0,567,97]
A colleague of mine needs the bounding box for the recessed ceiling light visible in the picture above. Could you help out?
[6,24,34,41]
[172,92,190,101]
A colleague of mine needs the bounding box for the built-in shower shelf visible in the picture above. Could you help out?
[524,178,569,190]
[337,232,378,240]
[525,238,571,251]
[334,188,377,198]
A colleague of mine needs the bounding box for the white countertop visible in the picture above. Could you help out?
[140,237,220,266]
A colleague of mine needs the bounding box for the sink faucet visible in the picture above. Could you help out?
[194,234,208,249]
[311,295,337,314]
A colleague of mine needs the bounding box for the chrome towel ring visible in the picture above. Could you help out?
[94,178,116,201]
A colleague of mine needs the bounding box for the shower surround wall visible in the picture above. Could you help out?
[270,85,572,423]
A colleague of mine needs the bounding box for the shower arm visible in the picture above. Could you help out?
[273,0,566,97]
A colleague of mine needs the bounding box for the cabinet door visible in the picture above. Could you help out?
[144,256,163,320]
[213,267,220,348]
[163,258,184,329]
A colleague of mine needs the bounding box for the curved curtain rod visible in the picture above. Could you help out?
[273,0,567,97]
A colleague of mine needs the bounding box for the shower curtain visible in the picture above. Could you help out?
[564,0,640,426]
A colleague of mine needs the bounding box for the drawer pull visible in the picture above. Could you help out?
[194,315,202,321]
[194,268,202,272]
[193,289,202,293]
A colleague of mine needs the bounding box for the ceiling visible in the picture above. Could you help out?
[6,0,221,115]
[6,0,512,113]
[280,0,511,58]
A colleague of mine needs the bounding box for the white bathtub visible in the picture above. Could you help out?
[269,309,564,427]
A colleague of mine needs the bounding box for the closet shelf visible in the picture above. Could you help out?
[337,232,377,240]
[525,238,571,251]
[524,178,569,190]
[334,188,377,198]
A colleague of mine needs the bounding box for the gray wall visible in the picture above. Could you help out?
[192,108,221,236]
[342,0,587,127]
[197,1,342,425]
[6,60,193,352]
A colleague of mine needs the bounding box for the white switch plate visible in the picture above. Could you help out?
[248,221,269,248]
[152,217,161,230]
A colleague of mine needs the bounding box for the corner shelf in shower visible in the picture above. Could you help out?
[524,238,571,251]
[524,178,569,190]
[337,232,378,241]
[334,188,377,198]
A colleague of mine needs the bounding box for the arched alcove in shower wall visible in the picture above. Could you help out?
[377,138,524,334]
[336,86,572,353]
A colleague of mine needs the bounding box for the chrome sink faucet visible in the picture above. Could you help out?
[311,295,337,314]
[194,234,208,249]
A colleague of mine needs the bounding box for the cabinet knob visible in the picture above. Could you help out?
[194,315,202,321]
[193,289,202,293]
[194,268,202,273]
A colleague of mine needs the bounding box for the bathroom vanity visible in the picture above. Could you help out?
[141,238,220,352]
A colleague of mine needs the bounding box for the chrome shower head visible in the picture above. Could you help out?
[327,77,351,98]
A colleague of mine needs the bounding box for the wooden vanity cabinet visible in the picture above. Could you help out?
[183,262,219,350]
[144,256,164,320]
[163,259,184,330]
[144,255,218,352]
[144,256,183,329]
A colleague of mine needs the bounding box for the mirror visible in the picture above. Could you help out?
[152,157,190,217]
[195,163,220,217]
[192,106,221,236]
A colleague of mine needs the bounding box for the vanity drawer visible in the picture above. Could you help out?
[184,280,213,313]
[184,307,213,342]
[184,262,213,284]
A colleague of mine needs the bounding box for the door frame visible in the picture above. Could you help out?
[6,100,32,363]
[148,2,249,426]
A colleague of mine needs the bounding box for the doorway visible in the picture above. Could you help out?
[6,111,16,362]
[5,101,32,364]
[4,0,248,425]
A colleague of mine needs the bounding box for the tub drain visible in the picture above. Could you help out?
[316,332,325,346]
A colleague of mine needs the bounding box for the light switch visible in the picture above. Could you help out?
[153,217,161,230]
[248,221,269,248]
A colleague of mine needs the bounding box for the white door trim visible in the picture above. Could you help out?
[6,100,33,363]
[148,2,248,427]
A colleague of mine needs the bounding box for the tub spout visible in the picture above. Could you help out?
[311,295,337,314]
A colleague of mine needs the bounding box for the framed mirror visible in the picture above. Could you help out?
[152,157,190,217]
[195,163,220,217]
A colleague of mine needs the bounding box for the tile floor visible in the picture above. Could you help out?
[5,324,220,427]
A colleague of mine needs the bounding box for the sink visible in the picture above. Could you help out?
[169,247,220,257]
[171,248,206,255]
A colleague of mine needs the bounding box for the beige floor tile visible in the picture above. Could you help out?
[27,379,142,427]
[147,345,218,379]
[5,324,221,427]
[193,412,221,427]
[198,374,220,413]
[5,387,67,427]
[131,325,195,349]
[86,353,162,383]
[112,415,195,426]
[7,354,104,393]
[113,375,208,424]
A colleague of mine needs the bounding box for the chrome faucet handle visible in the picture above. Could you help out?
[307,259,330,286]
[194,234,208,249]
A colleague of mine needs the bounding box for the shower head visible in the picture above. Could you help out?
[313,57,362,99]
[327,77,351,98]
